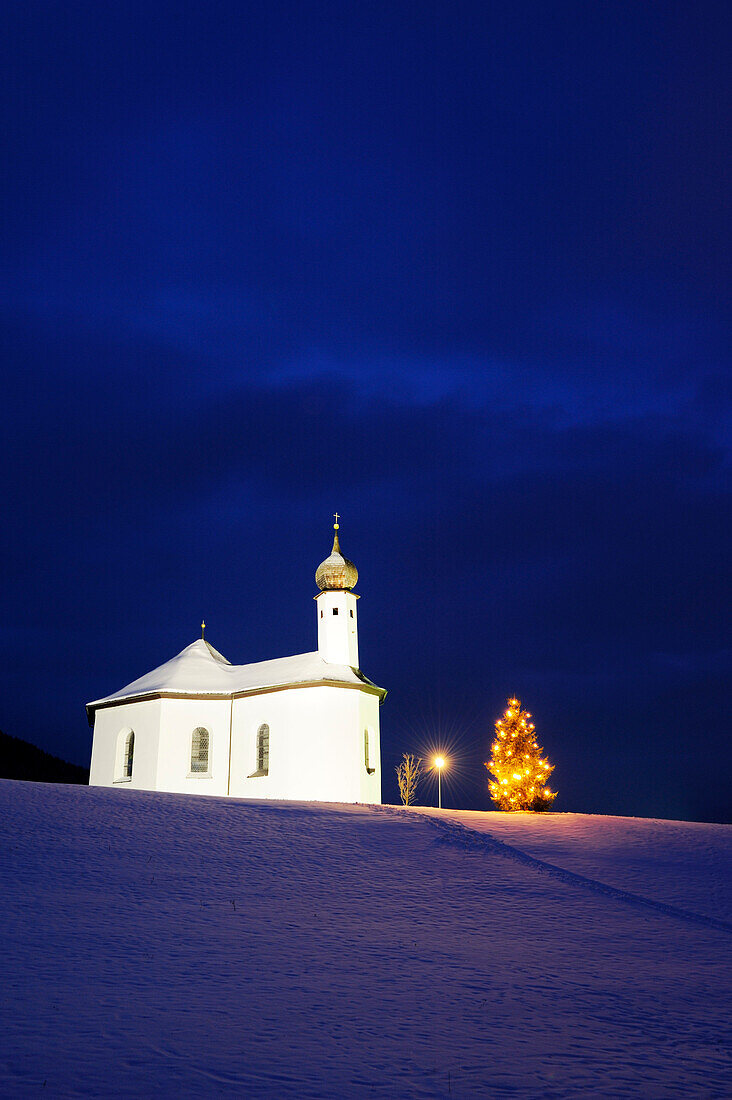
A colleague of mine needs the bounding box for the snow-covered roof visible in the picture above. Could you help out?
[87,638,385,715]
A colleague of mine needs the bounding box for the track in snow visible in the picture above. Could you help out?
[403,809,732,934]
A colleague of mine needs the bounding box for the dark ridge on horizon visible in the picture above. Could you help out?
[0,730,89,785]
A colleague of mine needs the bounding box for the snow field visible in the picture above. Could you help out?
[0,780,730,1098]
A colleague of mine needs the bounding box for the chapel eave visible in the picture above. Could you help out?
[86,675,387,726]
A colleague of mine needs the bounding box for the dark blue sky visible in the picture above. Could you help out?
[1,2,729,821]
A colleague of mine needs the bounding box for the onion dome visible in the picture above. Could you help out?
[315,519,358,591]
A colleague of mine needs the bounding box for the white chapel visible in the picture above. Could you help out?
[88,521,385,803]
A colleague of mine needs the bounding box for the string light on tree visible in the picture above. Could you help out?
[485,698,557,812]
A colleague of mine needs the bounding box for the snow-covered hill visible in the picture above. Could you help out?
[1,782,730,1098]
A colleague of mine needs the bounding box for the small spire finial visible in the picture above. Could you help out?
[201,620,206,639]
[333,511,340,530]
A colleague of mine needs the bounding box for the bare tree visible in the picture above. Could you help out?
[396,753,422,806]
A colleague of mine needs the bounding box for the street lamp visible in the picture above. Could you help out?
[434,755,446,809]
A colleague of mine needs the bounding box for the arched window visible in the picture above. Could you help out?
[249,723,269,777]
[190,727,210,774]
[116,728,134,781]
[364,728,375,774]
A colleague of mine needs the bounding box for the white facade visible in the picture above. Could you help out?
[88,527,385,804]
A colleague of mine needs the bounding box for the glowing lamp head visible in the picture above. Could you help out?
[434,755,446,769]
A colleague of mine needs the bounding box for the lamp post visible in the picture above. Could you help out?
[434,755,446,809]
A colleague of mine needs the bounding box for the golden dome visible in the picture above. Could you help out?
[315,522,358,591]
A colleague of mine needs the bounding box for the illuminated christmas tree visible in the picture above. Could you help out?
[485,698,557,811]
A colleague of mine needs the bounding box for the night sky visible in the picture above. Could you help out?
[2,2,729,822]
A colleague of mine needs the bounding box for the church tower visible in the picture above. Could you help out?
[315,516,359,667]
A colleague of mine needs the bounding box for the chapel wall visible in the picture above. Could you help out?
[358,690,382,804]
[154,697,233,797]
[89,699,162,790]
[228,685,380,804]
